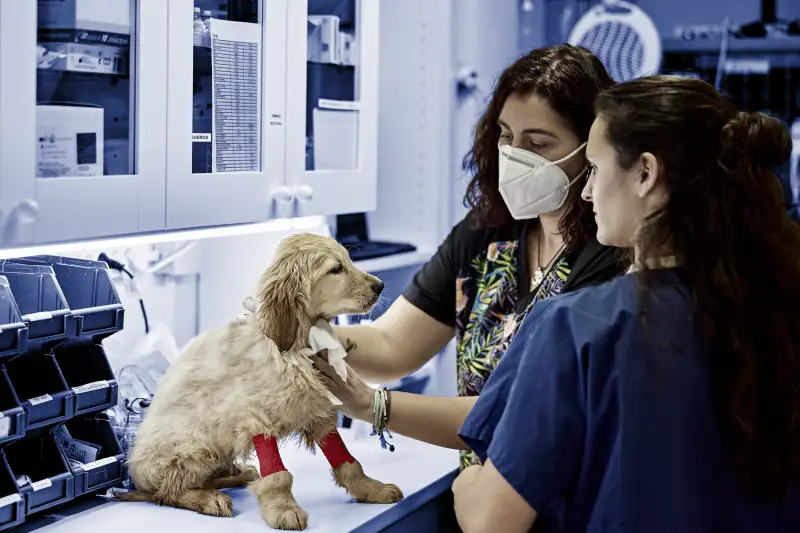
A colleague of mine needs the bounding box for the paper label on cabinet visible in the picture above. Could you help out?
[318,99,361,111]
[83,456,117,471]
[72,381,109,395]
[31,479,52,492]
[192,133,211,142]
[0,494,21,508]
[210,18,262,173]
[28,394,53,406]
[25,311,53,322]
[269,113,284,126]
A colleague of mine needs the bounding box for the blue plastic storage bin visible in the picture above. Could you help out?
[4,354,73,430]
[54,344,118,416]
[60,417,124,496]
[0,264,71,345]
[4,434,74,515]
[0,370,25,447]
[0,276,29,446]
[0,253,130,527]
[8,257,123,340]
[0,453,24,531]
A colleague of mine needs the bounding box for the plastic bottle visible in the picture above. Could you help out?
[202,10,213,48]
[193,7,204,47]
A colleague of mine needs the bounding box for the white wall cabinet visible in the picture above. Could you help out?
[285,0,379,217]
[165,0,288,229]
[0,0,168,248]
[0,0,380,249]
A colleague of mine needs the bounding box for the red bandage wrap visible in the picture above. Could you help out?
[252,434,287,477]
[318,430,356,469]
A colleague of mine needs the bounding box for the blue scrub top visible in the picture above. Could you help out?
[458,268,800,533]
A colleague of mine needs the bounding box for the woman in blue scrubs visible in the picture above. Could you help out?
[453,75,800,533]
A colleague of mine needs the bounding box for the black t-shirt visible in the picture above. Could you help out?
[402,209,624,329]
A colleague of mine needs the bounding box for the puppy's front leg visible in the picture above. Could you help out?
[318,430,404,504]
[248,434,308,530]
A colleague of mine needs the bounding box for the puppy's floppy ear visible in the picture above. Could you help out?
[258,254,312,352]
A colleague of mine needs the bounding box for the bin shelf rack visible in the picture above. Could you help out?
[0,255,126,530]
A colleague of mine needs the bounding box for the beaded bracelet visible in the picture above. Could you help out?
[370,387,395,452]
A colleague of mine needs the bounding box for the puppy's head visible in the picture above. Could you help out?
[257,233,384,351]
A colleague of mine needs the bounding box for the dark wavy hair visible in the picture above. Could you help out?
[462,44,614,249]
[596,75,800,499]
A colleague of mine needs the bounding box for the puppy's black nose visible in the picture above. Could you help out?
[372,280,385,295]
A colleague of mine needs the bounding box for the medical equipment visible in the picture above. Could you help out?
[567,0,661,82]
[37,0,131,76]
[334,212,416,261]
[98,251,150,334]
[36,104,105,178]
[193,8,204,46]
[308,15,340,64]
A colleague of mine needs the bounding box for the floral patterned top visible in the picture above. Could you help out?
[454,243,571,467]
[402,210,622,468]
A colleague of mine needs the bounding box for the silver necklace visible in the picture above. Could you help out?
[531,235,565,289]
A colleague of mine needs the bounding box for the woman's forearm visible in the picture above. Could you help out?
[333,297,454,383]
[354,392,477,450]
[333,324,410,383]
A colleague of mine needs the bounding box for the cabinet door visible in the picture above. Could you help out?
[165,0,287,230]
[0,0,167,247]
[285,0,379,217]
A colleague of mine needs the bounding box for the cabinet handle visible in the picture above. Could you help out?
[271,186,294,204]
[270,186,294,219]
[293,185,314,203]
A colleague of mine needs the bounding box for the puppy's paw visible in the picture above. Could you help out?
[261,504,309,530]
[250,472,307,529]
[348,479,404,504]
[200,491,234,517]
[238,466,260,484]
[332,461,404,504]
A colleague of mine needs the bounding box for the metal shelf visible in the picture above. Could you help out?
[663,36,800,54]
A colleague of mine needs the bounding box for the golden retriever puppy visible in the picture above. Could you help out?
[117,233,403,530]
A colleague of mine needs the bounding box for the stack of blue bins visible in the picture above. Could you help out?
[0,256,125,530]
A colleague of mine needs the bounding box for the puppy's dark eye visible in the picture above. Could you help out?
[329,262,344,274]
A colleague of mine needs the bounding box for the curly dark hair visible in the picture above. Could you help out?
[462,44,614,249]
[595,75,800,499]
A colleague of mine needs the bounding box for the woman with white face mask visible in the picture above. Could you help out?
[304,45,627,466]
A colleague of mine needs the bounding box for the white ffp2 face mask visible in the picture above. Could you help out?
[497,143,587,220]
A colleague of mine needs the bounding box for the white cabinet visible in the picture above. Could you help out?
[285,0,380,217]
[0,0,168,247]
[0,0,380,249]
[165,0,288,229]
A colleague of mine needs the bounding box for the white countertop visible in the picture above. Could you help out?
[31,426,459,533]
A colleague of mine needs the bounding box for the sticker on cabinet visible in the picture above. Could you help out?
[210,18,262,174]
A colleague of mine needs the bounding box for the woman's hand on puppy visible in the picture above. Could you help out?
[311,351,374,422]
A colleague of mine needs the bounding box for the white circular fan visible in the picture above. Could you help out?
[567,0,661,82]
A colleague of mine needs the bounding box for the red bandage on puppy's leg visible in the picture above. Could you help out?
[252,434,286,477]
[318,430,356,469]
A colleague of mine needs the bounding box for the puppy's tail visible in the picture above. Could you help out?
[112,489,154,503]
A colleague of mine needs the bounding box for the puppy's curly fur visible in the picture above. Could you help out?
[117,233,402,529]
